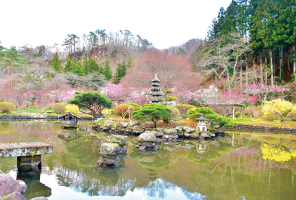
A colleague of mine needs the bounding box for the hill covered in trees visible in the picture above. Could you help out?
[205,0,296,87]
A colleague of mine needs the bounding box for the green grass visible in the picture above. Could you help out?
[233,118,296,128]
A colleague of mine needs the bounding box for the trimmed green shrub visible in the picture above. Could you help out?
[133,104,172,128]
[187,107,234,127]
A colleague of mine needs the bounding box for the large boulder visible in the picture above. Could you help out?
[191,133,199,139]
[162,134,178,141]
[184,132,191,138]
[138,131,156,143]
[104,119,115,127]
[163,129,177,135]
[133,126,145,134]
[129,120,140,127]
[99,143,120,158]
[97,157,120,167]
[153,130,164,137]
[2,192,26,200]
[106,135,127,147]
[0,174,27,197]
[175,126,184,132]
[118,122,129,128]
[184,126,195,133]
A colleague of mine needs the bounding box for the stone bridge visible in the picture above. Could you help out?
[0,142,53,174]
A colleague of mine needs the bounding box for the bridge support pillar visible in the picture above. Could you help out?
[17,155,41,174]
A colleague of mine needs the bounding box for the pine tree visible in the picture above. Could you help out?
[83,56,89,74]
[120,60,126,77]
[88,58,99,73]
[64,59,73,72]
[127,58,133,68]
[98,65,103,74]
[103,59,112,80]
[113,63,121,84]
[51,53,62,73]
[74,60,85,76]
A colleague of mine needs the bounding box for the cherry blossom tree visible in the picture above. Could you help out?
[122,49,202,91]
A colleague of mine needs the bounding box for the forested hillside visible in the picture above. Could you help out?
[205,0,296,88]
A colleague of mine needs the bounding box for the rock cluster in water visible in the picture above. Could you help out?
[105,135,127,154]
[0,173,48,200]
[136,131,158,151]
[97,143,120,167]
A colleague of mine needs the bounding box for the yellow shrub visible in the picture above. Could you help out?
[262,99,293,122]
[52,103,66,114]
[0,102,16,113]
[65,104,79,113]
[102,108,112,116]
[113,104,134,118]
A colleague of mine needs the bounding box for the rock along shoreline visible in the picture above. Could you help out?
[222,124,296,134]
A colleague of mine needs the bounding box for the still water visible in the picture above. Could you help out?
[0,121,296,200]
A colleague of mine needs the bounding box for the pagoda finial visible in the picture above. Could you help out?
[155,74,158,79]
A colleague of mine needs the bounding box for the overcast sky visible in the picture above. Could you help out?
[0,0,232,49]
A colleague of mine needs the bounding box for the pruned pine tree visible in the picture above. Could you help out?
[51,53,62,73]
[103,59,112,80]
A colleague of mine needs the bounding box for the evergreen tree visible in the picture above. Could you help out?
[221,0,239,35]
[51,53,62,73]
[64,55,72,72]
[121,60,126,77]
[127,58,133,68]
[64,59,73,72]
[74,60,85,76]
[102,59,112,80]
[98,65,103,74]
[71,57,76,73]
[113,63,122,84]
[88,58,99,73]
[83,56,89,74]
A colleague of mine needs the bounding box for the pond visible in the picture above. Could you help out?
[0,121,296,200]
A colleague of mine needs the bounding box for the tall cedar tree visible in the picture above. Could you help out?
[64,56,73,72]
[83,56,89,74]
[51,53,62,73]
[127,58,133,68]
[103,59,112,80]
[113,61,127,84]
[87,58,99,73]
[74,60,85,75]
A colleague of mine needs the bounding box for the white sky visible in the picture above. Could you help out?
[0,0,232,49]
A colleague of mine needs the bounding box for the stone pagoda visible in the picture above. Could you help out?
[150,74,163,103]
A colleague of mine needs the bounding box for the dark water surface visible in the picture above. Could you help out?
[1,121,296,200]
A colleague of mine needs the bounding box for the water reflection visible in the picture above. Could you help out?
[17,173,51,199]
[58,129,80,142]
[1,121,296,199]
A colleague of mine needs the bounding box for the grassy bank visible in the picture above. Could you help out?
[233,118,296,128]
